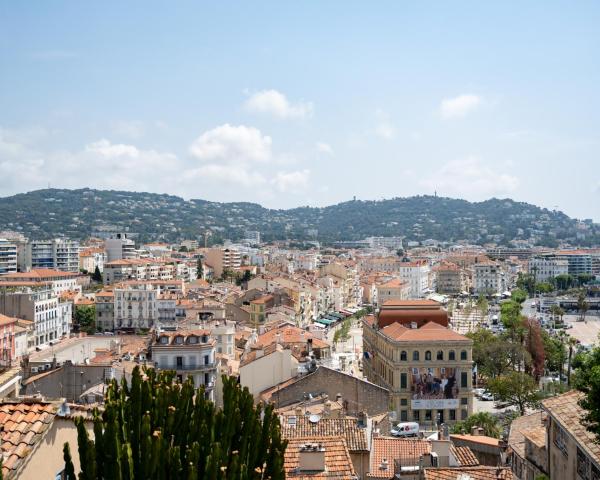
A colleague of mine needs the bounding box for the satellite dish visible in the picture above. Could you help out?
[309,414,321,424]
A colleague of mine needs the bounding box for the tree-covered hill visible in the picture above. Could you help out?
[0,188,597,246]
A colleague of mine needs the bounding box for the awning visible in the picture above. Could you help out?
[315,318,333,326]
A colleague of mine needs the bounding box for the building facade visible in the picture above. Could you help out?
[528,256,569,282]
[472,262,505,295]
[0,239,18,274]
[27,239,81,272]
[114,285,158,330]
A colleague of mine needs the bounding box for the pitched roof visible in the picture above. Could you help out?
[423,467,514,480]
[369,437,431,474]
[256,325,329,350]
[451,446,480,467]
[281,417,368,451]
[284,437,356,479]
[450,434,501,448]
[0,268,78,279]
[0,401,58,478]
[380,321,470,342]
[507,411,546,460]
[542,389,600,464]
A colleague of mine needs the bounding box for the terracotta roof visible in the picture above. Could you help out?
[542,390,600,464]
[0,313,18,327]
[507,411,546,460]
[281,417,368,451]
[451,445,480,466]
[0,268,78,279]
[251,294,274,305]
[379,278,408,288]
[381,299,441,307]
[423,467,514,479]
[284,437,356,479]
[369,437,431,474]
[380,321,470,343]
[256,326,330,350]
[450,434,501,447]
[521,426,546,449]
[0,401,58,478]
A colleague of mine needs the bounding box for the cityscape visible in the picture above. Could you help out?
[2,2,600,480]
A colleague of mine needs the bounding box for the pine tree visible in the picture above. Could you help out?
[63,442,76,480]
[92,266,103,283]
[70,367,287,479]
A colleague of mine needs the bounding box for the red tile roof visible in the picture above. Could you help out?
[369,437,431,476]
[281,417,368,451]
[423,466,514,479]
[380,321,470,343]
[284,437,356,479]
[0,401,58,478]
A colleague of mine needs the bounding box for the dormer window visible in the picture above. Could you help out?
[202,335,208,343]
[175,336,183,344]
[189,336,198,344]
[159,336,168,345]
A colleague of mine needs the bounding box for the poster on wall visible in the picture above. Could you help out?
[410,366,460,410]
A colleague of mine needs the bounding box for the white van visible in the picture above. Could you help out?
[391,422,420,438]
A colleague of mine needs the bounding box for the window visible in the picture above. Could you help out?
[400,398,408,406]
[461,397,468,405]
[400,410,408,421]
[204,373,210,385]
[425,351,432,361]
[400,373,407,389]
[160,336,168,344]
[400,350,407,361]
[449,410,456,421]
[577,447,590,480]
[461,371,468,388]
[189,336,198,344]
[460,350,467,361]
[176,356,183,367]
[413,410,420,422]
[175,336,183,344]
[437,351,444,361]
[461,409,468,420]
[413,351,420,361]
[204,355,210,365]
[425,410,432,421]
[553,423,568,456]
[449,350,455,361]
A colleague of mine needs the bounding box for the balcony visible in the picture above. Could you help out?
[157,362,215,371]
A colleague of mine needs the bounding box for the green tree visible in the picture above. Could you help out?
[574,346,600,442]
[67,367,287,480]
[511,289,528,305]
[476,294,489,316]
[75,305,96,334]
[516,275,535,296]
[92,266,103,283]
[554,274,575,291]
[487,371,541,415]
[566,336,578,386]
[451,412,501,438]
[63,442,76,480]
[577,291,589,322]
[196,258,203,279]
[535,282,553,294]
[541,329,566,374]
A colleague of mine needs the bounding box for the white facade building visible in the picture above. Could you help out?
[105,234,136,262]
[0,239,18,274]
[151,330,217,401]
[27,239,81,272]
[528,256,569,282]
[398,261,431,298]
[114,285,158,330]
[473,262,505,295]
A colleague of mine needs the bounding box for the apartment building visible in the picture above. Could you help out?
[0,313,28,366]
[79,247,106,273]
[376,278,410,307]
[114,284,158,330]
[555,251,594,277]
[21,239,81,272]
[0,269,80,295]
[472,261,505,295]
[150,330,217,401]
[363,302,473,426]
[542,390,600,480]
[203,248,241,278]
[105,233,136,262]
[398,260,432,298]
[527,255,569,282]
[0,239,18,274]
[434,262,467,295]
[319,262,362,309]
[0,284,71,347]
[95,289,115,331]
[103,259,193,284]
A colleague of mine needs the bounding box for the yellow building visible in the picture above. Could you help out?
[363,307,473,427]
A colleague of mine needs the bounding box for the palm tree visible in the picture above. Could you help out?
[577,290,589,322]
[451,412,501,438]
[567,336,578,386]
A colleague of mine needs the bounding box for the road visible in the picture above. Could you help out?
[325,319,364,378]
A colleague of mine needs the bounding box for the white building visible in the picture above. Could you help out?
[528,256,569,282]
[398,260,431,298]
[151,330,217,401]
[0,239,18,274]
[239,345,298,398]
[26,239,80,272]
[366,236,405,250]
[114,284,158,330]
[208,320,236,358]
[79,248,106,273]
[473,261,505,295]
[105,234,136,262]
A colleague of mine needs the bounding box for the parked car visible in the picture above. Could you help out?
[480,391,494,401]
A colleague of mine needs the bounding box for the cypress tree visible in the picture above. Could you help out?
[62,442,76,480]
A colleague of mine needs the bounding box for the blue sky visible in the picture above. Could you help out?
[1,2,599,219]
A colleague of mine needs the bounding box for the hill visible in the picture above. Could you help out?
[0,188,598,247]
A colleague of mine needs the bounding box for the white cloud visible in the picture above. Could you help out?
[316,142,334,155]
[440,94,482,119]
[420,156,519,199]
[272,170,311,193]
[112,120,145,139]
[86,139,140,158]
[189,124,272,163]
[244,90,313,119]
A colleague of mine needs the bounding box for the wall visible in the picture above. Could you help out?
[17,418,93,480]
[268,366,389,416]
[240,349,297,397]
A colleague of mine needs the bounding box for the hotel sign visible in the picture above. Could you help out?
[411,398,459,410]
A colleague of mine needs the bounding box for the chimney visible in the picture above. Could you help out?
[295,406,302,417]
[324,400,331,417]
[379,458,389,471]
[471,426,479,435]
[477,427,485,436]
[299,443,325,472]
[410,322,417,329]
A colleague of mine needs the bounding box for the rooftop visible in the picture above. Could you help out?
[422,466,514,480]
[284,437,356,480]
[281,417,368,451]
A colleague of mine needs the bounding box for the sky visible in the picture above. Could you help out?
[1,2,599,220]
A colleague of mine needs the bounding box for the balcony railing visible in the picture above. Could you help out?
[157,362,215,371]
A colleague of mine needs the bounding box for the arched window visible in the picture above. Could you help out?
[437,350,444,361]
[460,350,468,361]
[449,350,455,361]
[413,351,420,361]
[400,351,407,361]
[425,351,432,361]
